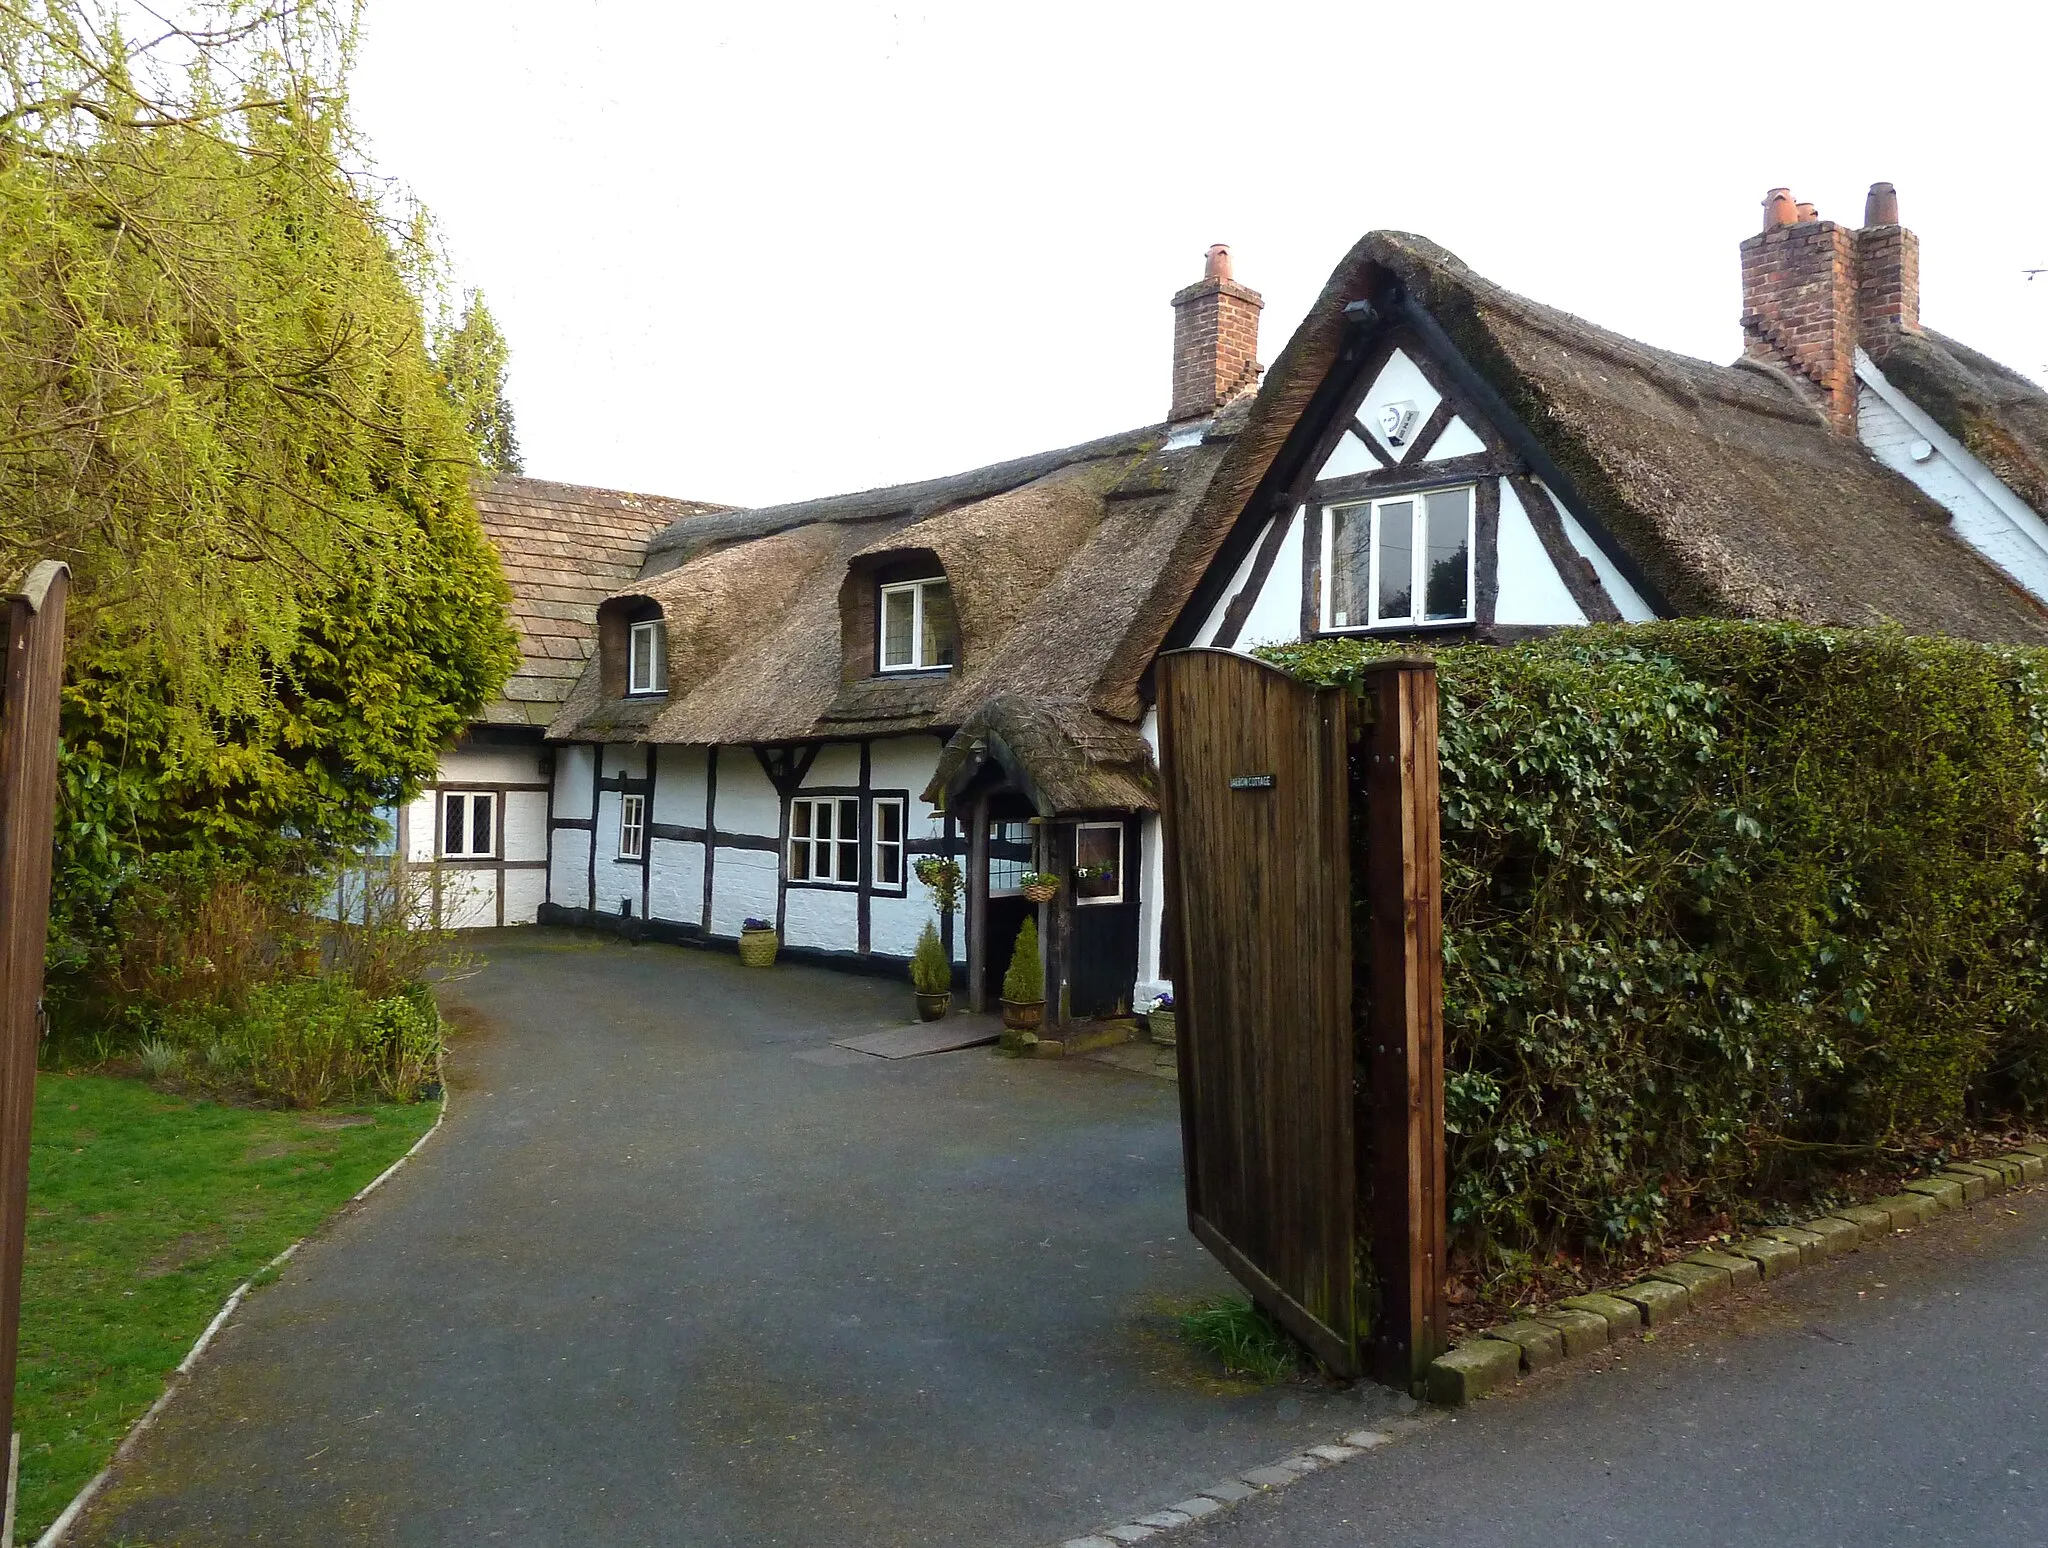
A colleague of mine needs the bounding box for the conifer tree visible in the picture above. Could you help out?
[435,291,525,474]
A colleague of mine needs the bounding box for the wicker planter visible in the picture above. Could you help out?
[914,990,952,1022]
[1021,880,1059,904]
[737,928,779,968]
[1147,1009,1177,1048]
[1001,998,1046,1032]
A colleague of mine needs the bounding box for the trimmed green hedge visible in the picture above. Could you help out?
[1266,623,2048,1269]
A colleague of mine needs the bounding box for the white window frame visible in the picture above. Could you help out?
[871,796,906,891]
[440,790,496,860]
[789,795,863,886]
[1321,483,1477,632]
[1074,821,1125,906]
[628,618,669,695]
[877,578,954,673]
[619,792,646,860]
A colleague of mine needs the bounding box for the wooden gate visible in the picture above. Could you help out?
[1156,648,1445,1388]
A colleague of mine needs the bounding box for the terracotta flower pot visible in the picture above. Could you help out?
[914,990,952,1022]
[1001,998,1046,1031]
[737,928,779,968]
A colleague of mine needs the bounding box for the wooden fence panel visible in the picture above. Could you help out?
[0,561,69,1457]
[1158,649,1360,1374]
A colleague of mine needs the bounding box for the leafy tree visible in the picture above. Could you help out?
[434,289,523,473]
[0,2,518,989]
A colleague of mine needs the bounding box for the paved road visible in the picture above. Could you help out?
[1180,1175,2048,1548]
[75,930,1401,1547]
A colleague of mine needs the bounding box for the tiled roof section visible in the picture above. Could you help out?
[472,474,729,726]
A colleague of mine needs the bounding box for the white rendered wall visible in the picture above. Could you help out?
[555,742,596,822]
[503,791,549,865]
[438,743,546,788]
[648,836,705,925]
[654,745,709,828]
[1857,355,2048,604]
[401,792,435,864]
[1542,479,1657,621]
[710,846,779,937]
[1196,513,1271,646]
[1234,507,1306,650]
[503,869,548,925]
[783,887,860,951]
[437,870,497,930]
[867,735,954,960]
[1135,713,1168,1009]
[712,748,781,841]
[1495,479,1590,625]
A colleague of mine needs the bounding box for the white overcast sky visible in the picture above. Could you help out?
[351,0,2048,510]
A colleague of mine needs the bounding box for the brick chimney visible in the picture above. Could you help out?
[1739,182,1921,434]
[1170,244,1263,423]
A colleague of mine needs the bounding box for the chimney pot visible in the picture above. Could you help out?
[1204,243,1233,282]
[1795,201,1820,224]
[1864,181,1900,226]
[1763,188,1797,231]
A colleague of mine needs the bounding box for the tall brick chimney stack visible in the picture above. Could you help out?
[1739,182,1920,434]
[1170,244,1264,423]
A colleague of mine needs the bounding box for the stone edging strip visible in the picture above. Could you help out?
[32,1081,452,1548]
[1424,1142,2048,1404]
[1047,1139,2047,1547]
[1052,1409,1446,1548]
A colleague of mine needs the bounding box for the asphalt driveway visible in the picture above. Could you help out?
[74,929,1400,1547]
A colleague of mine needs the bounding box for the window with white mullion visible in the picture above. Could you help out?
[878,578,956,672]
[619,793,646,860]
[789,795,863,885]
[871,797,906,890]
[440,790,496,859]
[628,619,668,695]
[1324,485,1475,631]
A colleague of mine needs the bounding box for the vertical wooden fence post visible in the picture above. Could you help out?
[0,561,69,1515]
[1358,657,1448,1392]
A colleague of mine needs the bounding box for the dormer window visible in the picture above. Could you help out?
[628,618,669,695]
[878,577,955,672]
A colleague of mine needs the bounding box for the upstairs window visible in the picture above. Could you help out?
[1324,486,1474,631]
[619,793,646,860]
[441,791,496,860]
[628,618,669,695]
[790,795,861,885]
[878,578,955,672]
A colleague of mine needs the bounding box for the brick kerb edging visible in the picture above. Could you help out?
[32,1074,452,1548]
[1045,1140,2048,1548]
[1426,1142,2048,1405]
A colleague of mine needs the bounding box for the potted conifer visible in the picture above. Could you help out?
[910,920,952,1020]
[1000,917,1046,1037]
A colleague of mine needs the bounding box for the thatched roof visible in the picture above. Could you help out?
[550,419,1250,811]
[1123,231,2048,693]
[1866,328,2048,520]
[472,475,729,727]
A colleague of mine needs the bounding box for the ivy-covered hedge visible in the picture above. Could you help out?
[1266,623,2048,1270]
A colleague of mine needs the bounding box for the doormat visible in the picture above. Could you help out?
[831,1019,1002,1059]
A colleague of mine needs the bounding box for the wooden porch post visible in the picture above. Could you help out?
[966,794,989,1013]
[0,562,68,1484]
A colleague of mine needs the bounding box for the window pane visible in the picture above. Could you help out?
[792,803,812,839]
[881,587,916,668]
[651,621,668,691]
[1076,824,1122,901]
[840,798,861,837]
[473,795,494,855]
[444,793,464,854]
[815,801,833,842]
[988,819,1029,893]
[1423,489,1472,621]
[1328,505,1369,628]
[920,581,955,668]
[877,801,902,843]
[629,624,649,691]
[838,840,860,881]
[878,842,901,886]
[790,824,811,880]
[1376,501,1414,622]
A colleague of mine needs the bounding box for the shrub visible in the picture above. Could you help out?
[910,921,952,995]
[1003,918,1044,1005]
[1267,622,2048,1266]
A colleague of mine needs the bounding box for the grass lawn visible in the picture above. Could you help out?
[16,1071,440,1539]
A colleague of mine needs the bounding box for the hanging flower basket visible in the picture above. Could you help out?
[1020,871,1060,904]
[737,920,778,968]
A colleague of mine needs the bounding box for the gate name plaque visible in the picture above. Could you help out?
[1229,774,1275,790]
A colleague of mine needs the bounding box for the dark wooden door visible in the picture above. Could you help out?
[1156,648,1360,1375]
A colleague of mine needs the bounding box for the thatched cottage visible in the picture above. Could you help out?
[410,182,2048,1025]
